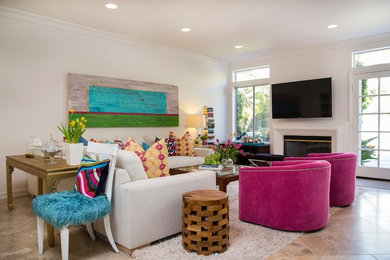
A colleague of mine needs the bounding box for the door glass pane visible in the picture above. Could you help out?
[380,96,390,113]
[359,149,378,167]
[360,78,378,96]
[380,114,390,131]
[360,114,378,131]
[254,85,270,142]
[360,132,378,149]
[236,87,253,138]
[379,151,390,168]
[380,77,390,94]
[360,96,378,113]
[380,133,390,150]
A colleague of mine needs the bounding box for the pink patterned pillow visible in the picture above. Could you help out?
[124,137,169,178]
[169,131,195,156]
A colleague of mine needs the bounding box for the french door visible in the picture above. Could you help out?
[352,69,390,180]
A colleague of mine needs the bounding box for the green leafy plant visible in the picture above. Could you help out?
[204,153,221,165]
[58,110,87,143]
[361,137,377,165]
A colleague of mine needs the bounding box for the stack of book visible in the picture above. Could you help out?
[198,164,223,171]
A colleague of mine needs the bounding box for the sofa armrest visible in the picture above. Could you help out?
[111,171,216,249]
[194,147,214,157]
[113,167,131,187]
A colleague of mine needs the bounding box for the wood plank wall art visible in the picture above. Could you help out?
[67,73,179,127]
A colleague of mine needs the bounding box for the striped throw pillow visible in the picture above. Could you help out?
[74,155,110,199]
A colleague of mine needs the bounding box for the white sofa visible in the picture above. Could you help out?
[94,150,216,251]
[133,135,214,169]
[168,147,214,168]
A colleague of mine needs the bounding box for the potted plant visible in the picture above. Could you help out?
[200,133,209,145]
[210,139,245,168]
[58,110,87,165]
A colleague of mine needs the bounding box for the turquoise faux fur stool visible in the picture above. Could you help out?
[33,143,119,260]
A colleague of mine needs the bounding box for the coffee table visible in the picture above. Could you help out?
[169,165,246,192]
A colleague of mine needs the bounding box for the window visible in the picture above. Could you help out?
[233,66,270,82]
[235,85,270,142]
[358,76,390,168]
[352,46,390,180]
[353,47,390,67]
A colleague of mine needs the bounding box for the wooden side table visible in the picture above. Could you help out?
[182,190,229,255]
[6,155,79,247]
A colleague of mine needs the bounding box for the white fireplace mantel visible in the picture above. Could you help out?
[271,120,347,155]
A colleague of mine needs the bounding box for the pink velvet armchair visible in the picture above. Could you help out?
[285,153,357,207]
[239,160,331,231]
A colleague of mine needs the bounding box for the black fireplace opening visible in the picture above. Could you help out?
[284,135,331,157]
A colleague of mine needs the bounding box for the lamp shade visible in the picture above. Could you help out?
[186,115,205,128]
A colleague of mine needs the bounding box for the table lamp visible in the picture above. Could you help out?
[186,115,206,143]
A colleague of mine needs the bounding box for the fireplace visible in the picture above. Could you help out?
[284,135,331,157]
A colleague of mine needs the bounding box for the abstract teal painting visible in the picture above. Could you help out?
[67,73,179,127]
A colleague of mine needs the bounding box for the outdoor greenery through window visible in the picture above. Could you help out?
[355,46,390,168]
[235,85,270,142]
[233,66,270,82]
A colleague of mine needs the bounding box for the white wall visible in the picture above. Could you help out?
[0,8,228,199]
[229,33,390,154]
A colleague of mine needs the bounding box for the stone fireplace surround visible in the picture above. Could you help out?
[271,120,347,155]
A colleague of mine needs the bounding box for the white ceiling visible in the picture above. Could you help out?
[1,0,390,61]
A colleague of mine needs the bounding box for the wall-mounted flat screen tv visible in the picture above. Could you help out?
[271,77,332,119]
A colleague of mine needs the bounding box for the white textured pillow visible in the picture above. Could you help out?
[116,150,148,181]
[143,135,158,146]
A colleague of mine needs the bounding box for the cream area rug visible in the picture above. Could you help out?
[132,181,363,260]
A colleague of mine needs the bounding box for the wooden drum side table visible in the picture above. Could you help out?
[182,190,229,256]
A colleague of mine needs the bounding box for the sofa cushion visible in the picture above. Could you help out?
[169,131,195,156]
[125,137,170,178]
[165,137,177,156]
[168,156,205,169]
[143,135,165,146]
[116,150,147,181]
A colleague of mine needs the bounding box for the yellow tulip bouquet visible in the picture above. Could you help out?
[58,110,87,143]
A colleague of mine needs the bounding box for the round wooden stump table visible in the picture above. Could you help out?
[182,190,229,256]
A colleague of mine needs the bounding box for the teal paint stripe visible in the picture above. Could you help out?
[89,86,167,114]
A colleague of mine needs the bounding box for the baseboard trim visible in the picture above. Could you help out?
[94,230,150,256]
[357,176,390,182]
[0,189,29,200]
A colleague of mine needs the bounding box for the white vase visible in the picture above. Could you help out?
[64,143,84,165]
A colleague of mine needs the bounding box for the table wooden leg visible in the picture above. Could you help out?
[37,178,43,195]
[43,177,55,247]
[219,181,227,192]
[6,161,14,211]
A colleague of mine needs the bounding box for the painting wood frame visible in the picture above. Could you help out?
[67,73,179,127]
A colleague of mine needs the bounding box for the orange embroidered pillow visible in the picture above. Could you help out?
[169,131,195,156]
[124,137,169,178]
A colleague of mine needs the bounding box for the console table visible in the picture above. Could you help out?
[6,155,79,247]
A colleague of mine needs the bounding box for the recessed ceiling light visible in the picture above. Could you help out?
[235,45,243,49]
[327,24,338,29]
[181,28,191,32]
[105,3,118,9]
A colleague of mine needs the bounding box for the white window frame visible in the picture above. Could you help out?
[233,82,271,140]
[352,46,390,68]
[351,63,390,180]
[232,65,270,83]
[231,65,271,141]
